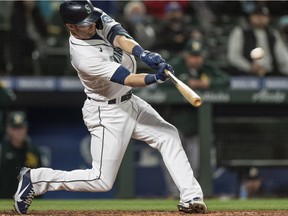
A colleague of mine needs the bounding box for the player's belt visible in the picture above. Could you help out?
[108,90,132,104]
[88,90,132,105]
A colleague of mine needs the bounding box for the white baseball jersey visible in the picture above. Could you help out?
[69,12,136,101]
[29,11,203,204]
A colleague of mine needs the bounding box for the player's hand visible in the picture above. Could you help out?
[155,63,174,83]
[140,51,165,70]
[251,63,266,77]
[188,78,210,89]
[165,64,175,75]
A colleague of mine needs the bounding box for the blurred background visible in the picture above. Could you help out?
[1,0,288,200]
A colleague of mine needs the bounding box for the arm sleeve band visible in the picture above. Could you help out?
[110,65,131,85]
[107,24,132,45]
[144,74,157,85]
[132,45,144,57]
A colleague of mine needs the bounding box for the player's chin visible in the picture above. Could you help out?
[88,30,97,37]
[82,32,96,39]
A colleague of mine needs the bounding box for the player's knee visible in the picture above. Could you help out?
[163,124,180,140]
[158,126,182,148]
[90,179,113,192]
[100,181,113,192]
[87,169,115,192]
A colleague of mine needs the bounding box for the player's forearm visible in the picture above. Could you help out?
[114,35,140,55]
[114,35,165,72]
[124,74,148,87]
[124,67,168,87]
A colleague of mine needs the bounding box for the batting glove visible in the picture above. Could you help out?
[166,64,175,75]
[155,63,174,83]
[144,63,175,85]
[140,51,165,70]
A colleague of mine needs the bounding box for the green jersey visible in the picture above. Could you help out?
[0,137,42,198]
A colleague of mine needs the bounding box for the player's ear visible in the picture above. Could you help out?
[66,24,75,31]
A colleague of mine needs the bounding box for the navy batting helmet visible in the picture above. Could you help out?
[59,1,102,26]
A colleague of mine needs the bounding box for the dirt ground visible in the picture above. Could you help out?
[1,210,288,216]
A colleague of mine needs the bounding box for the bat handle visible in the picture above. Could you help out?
[164,69,172,77]
[164,69,177,84]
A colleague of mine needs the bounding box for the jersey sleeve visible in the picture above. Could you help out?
[97,12,132,45]
[77,56,123,81]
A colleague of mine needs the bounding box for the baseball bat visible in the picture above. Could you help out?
[164,69,202,107]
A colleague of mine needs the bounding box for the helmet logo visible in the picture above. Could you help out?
[85,4,91,14]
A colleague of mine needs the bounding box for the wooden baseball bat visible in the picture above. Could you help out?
[164,69,202,107]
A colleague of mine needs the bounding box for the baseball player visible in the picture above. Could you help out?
[13,1,207,214]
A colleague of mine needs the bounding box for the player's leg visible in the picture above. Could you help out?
[30,131,123,195]
[14,100,136,213]
[131,95,207,213]
[30,101,136,195]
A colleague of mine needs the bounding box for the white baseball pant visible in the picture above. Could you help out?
[30,94,203,202]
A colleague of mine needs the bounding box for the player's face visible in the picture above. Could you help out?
[185,54,204,70]
[249,14,270,28]
[67,23,97,39]
[7,126,28,149]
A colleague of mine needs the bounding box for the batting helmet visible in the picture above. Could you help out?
[59,1,102,26]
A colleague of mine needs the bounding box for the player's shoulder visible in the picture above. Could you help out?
[100,12,114,24]
[96,11,118,30]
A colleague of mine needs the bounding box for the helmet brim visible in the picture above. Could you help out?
[76,9,100,26]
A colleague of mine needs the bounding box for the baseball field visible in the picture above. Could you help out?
[1,198,288,215]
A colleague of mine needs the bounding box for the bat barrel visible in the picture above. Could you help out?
[193,98,202,107]
[164,69,202,107]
